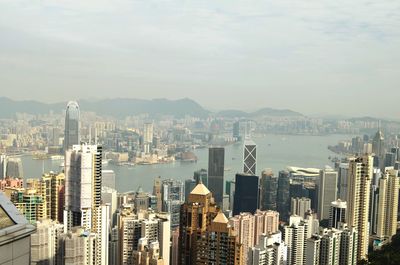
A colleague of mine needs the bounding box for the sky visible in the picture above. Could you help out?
[0,0,399,118]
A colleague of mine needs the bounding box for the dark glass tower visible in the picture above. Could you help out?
[277,170,290,222]
[64,101,80,151]
[260,169,277,211]
[233,173,259,215]
[208,147,225,206]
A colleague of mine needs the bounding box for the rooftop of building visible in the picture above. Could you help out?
[190,183,210,196]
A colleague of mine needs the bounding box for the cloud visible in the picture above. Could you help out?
[0,0,399,117]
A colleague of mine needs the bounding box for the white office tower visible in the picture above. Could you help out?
[329,200,346,229]
[346,156,372,261]
[119,210,170,265]
[243,139,257,175]
[59,227,96,265]
[338,223,358,265]
[30,220,64,265]
[64,144,102,232]
[376,169,399,241]
[284,215,307,265]
[338,163,349,201]
[248,232,287,265]
[318,168,338,220]
[143,122,154,154]
[291,197,311,219]
[96,204,110,265]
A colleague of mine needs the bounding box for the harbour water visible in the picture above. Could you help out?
[20,134,353,193]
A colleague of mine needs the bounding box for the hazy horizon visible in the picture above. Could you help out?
[1,0,400,118]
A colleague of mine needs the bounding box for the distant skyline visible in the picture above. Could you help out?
[1,1,400,118]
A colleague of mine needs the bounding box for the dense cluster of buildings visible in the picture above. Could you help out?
[1,101,400,265]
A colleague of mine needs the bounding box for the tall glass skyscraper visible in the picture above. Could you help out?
[233,173,259,215]
[208,147,225,206]
[64,101,80,151]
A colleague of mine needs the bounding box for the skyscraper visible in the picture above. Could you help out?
[290,197,311,219]
[143,122,154,154]
[64,101,80,151]
[346,155,372,261]
[179,183,242,265]
[0,154,6,179]
[208,147,225,206]
[233,173,259,216]
[317,168,338,221]
[243,139,257,175]
[372,130,385,158]
[161,179,184,228]
[178,183,218,265]
[260,169,277,211]
[64,144,102,232]
[337,163,349,201]
[376,169,399,241]
[329,200,346,229]
[277,170,290,222]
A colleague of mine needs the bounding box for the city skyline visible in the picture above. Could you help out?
[1,1,400,117]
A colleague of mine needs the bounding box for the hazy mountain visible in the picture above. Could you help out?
[0,97,302,119]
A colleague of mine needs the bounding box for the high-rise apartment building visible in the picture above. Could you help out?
[64,101,80,151]
[30,219,64,265]
[119,209,170,265]
[59,227,97,265]
[291,197,311,219]
[376,169,399,241]
[233,173,259,216]
[260,169,277,211]
[244,139,257,175]
[346,155,373,261]
[318,168,338,221]
[248,232,287,265]
[64,144,102,232]
[161,179,184,228]
[208,147,225,206]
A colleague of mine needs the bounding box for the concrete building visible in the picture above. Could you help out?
[119,210,170,265]
[161,179,184,228]
[291,197,311,219]
[64,144,102,232]
[376,169,399,241]
[59,227,96,265]
[318,168,338,221]
[248,232,287,265]
[0,192,36,265]
[346,155,373,261]
[30,219,63,265]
